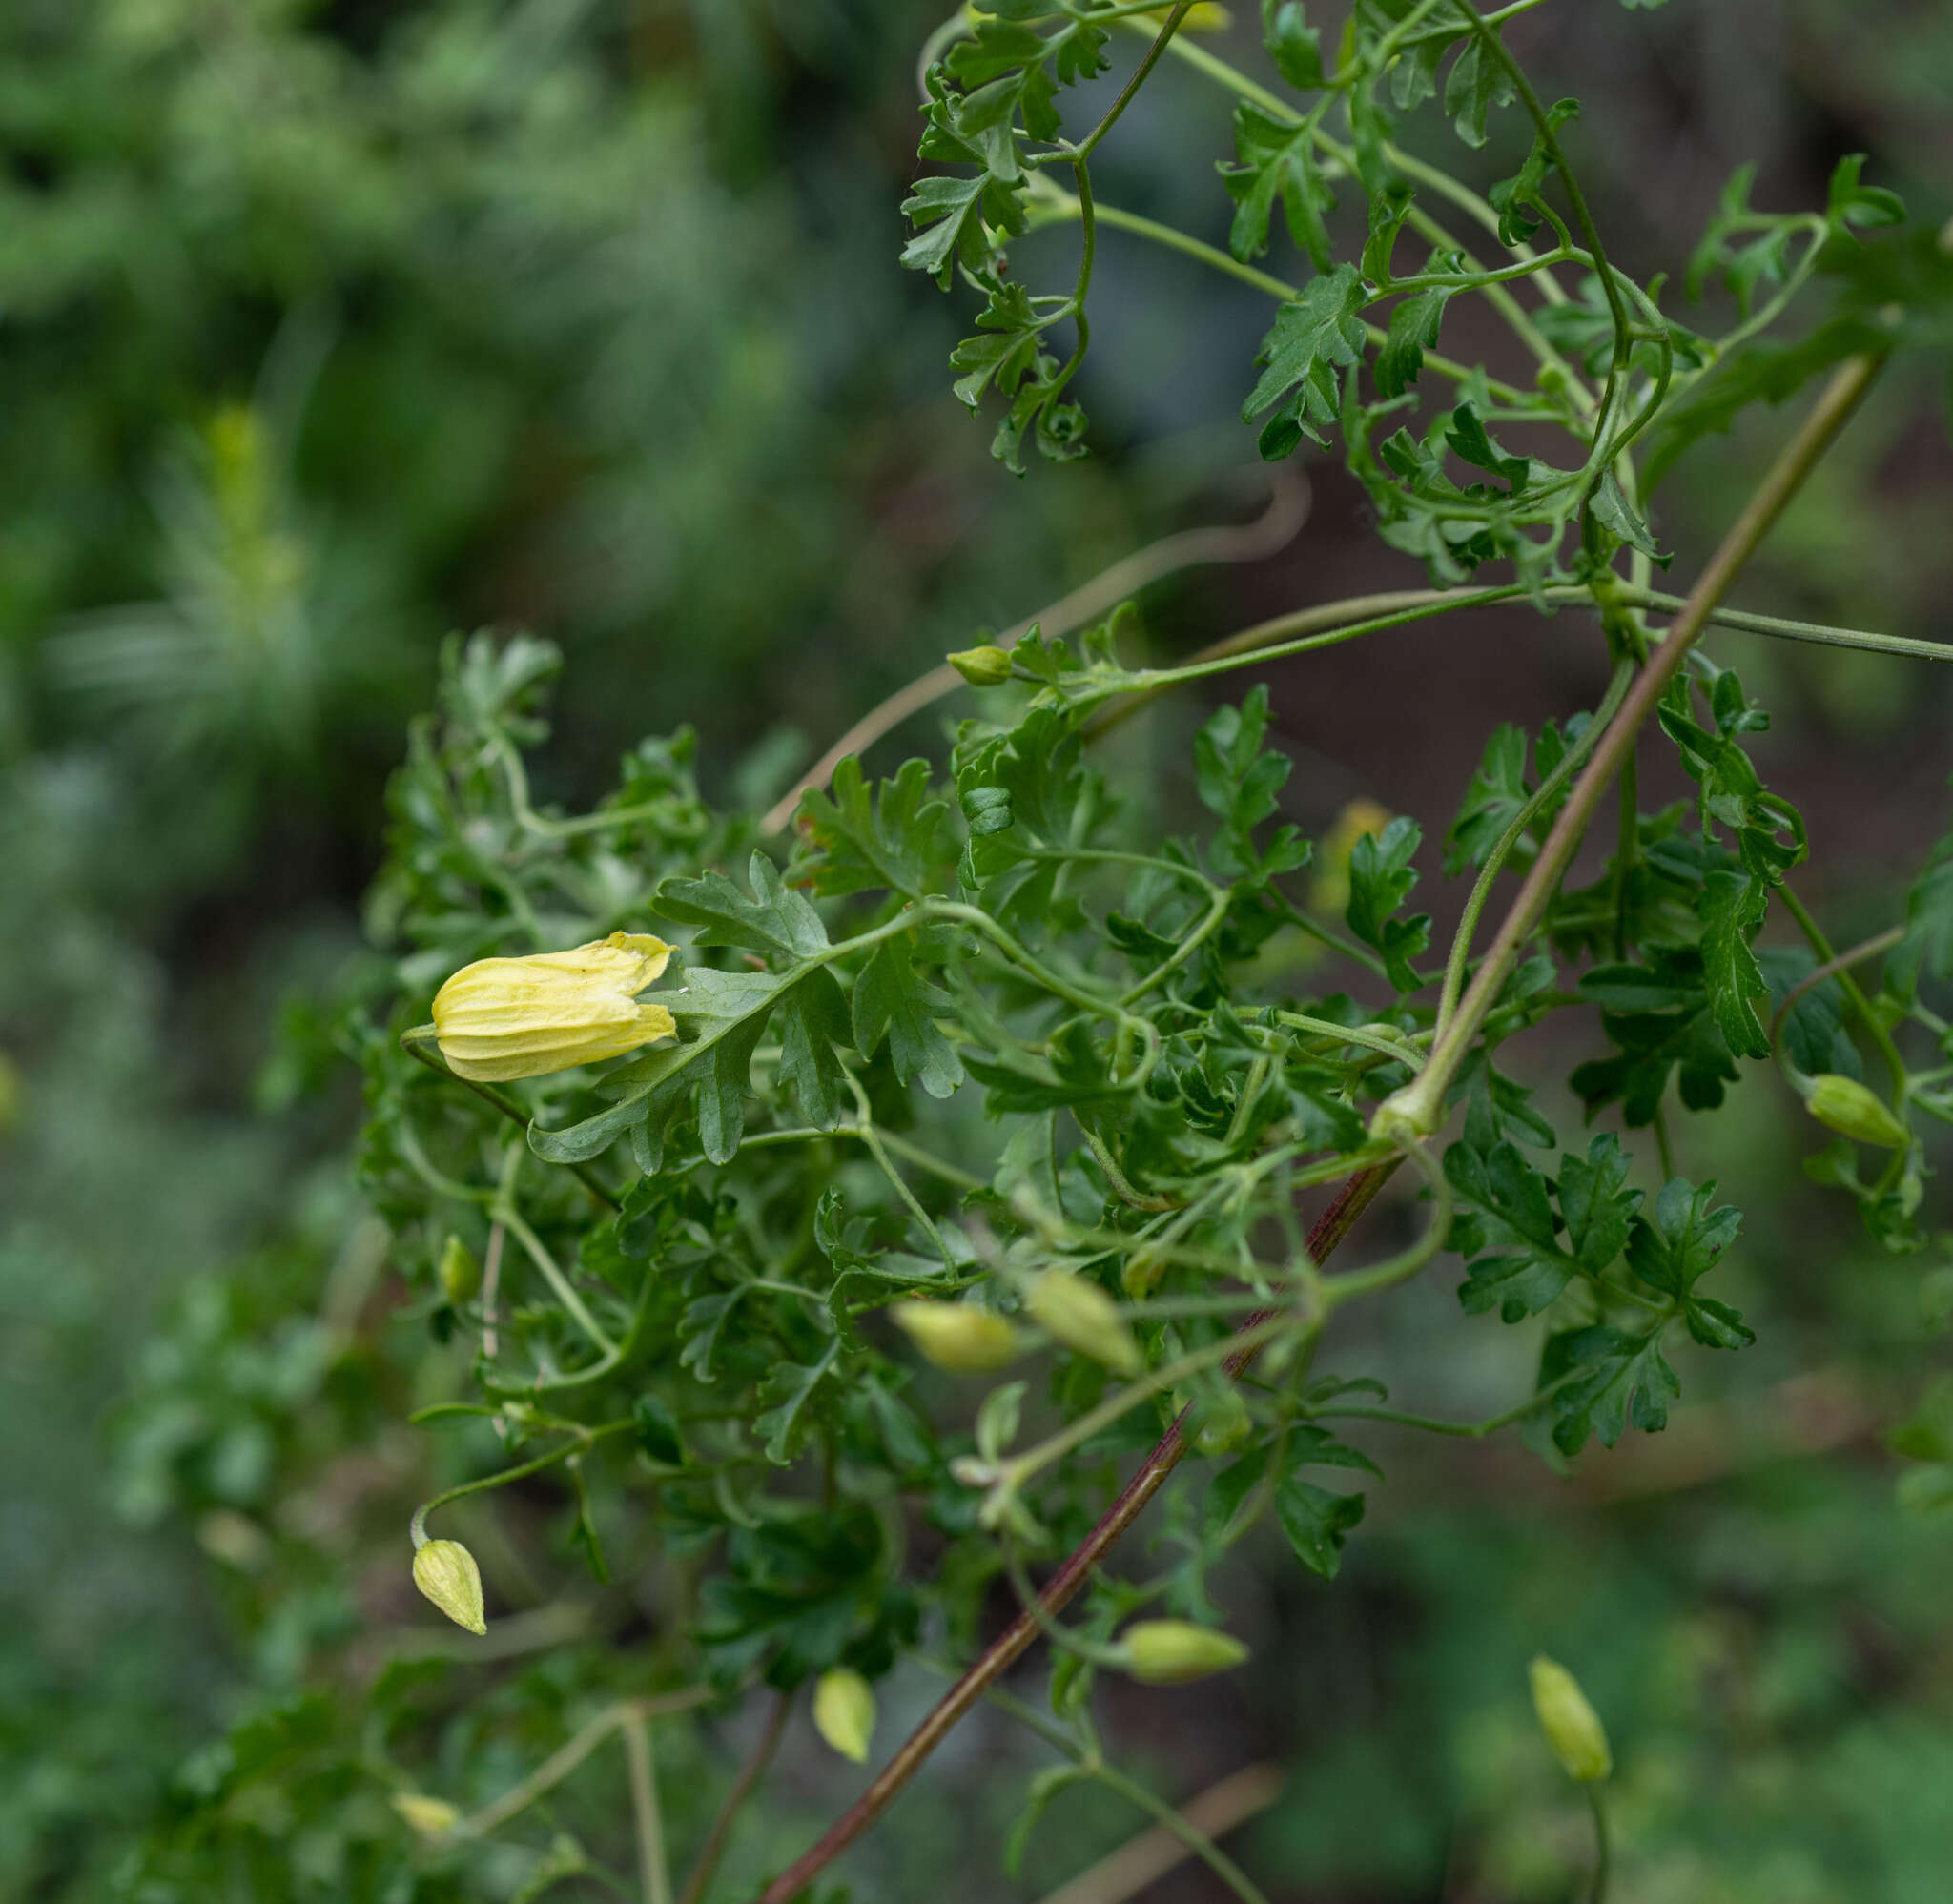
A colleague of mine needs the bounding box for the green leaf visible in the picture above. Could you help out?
[1825,153,1904,233]
[1204,1445,1271,1544]
[1590,472,1660,558]
[1345,814,1430,993]
[1623,1176,1742,1298]
[1572,952,1741,1127]
[1262,1,1326,91]
[1219,103,1337,272]
[1536,1324,1681,1455]
[902,172,1019,286]
[1242,264,1367,458]
[1375,284,1455,399]
[1275,1472,1366,1578]
[852,939,964,1100]
[529,966,790,1167]
[1699,868,1772,1061]
[1442,37,1514,149]
[658,850,830,961]
[1893,820,1953,993]
[1758,947,1860,1080]
[1444,723,1528,874]
[1444,401,1532,490]
[754,1349,839,1464]
[1447,1138,1568,1321]
[773,969,851,1129]
[1557,1135,1641,1273]
[796,756,953,902]
[1487,97,1577,245]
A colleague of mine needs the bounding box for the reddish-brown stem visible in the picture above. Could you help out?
[753,1160,1395,1904]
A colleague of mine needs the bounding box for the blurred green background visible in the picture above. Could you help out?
[4,2,1953,1899]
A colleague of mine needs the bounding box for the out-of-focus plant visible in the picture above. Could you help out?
[86,5,1953,1904]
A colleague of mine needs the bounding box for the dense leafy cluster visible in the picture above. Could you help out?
[91,5,1953,1903]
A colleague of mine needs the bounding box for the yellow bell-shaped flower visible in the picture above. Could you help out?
[431,932,677,1082]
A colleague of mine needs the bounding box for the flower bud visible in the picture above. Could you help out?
[431,932,676,1083]
[1025,1269,1141,1377]
[412,1537,487,1635]
[1119,1619,1249,1685]
[891,1300,1021,1372]
[812,1667,877,1765]
[1529,1654,1612,1783]
[391,1791,461,1838]
[947,644,1015,687]
[438,1233,481,1305]
[1803,1073,1909,1150]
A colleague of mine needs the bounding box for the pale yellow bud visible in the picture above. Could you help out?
[1803,1074,1909,1150]
[412,1537,487,1635]
[438,1233,481,1304]
[947,644,1015,687]
[391,1791,461,1838]
[890,1300,1021,1372]
[1119,1619,1249,1685]
[812,1668,877,1764]
[431,932,676,1082]
[1529,1654,1613,1783]
[1026,1269,1141,1377]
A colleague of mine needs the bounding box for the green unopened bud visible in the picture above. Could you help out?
[438,1234,481,1304]
[948,644,1014,687]
[391,1791,461,1838]
[1536,362,1569,397]
[412,1537,487,1635]
[812,1667,877,1764]
[1529,1654,1612,1783]
[1120,1619,1249,1685]
[891,1300,1021,1372]
[1025,1269,1141,1377]
[1803,1073,1909,1150]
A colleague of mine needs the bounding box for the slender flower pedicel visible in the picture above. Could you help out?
[431,932,677,1082]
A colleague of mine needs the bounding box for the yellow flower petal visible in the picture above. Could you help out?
[432,932,677,1081]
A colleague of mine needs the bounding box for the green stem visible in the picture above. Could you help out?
[623,1712,672,1904]
[1586,1782,1613,1904]
[1776,886,1908,1097]
[1041,188,1531,402]
[674,1692,794,1904]
[1318,1140,1451,1301]
[409,1420,636,1549]
[1618,588,1953,665]
[450,1689,713,1844]
[982,1686,1273,1904]
[1434,656,1636,1042]
[1450,0,1632,480]
[401,1030,620,1209]
[846,1071,956,1272]
[498,1198,619,1358]
[1379,352,1886,1138]
[1077,1,1194,158]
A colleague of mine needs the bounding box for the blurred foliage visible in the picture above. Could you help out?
[2,2,1952,1902]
